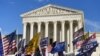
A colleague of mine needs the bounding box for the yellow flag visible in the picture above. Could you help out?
[25,32,40,54]
[82,32,89,40]
[32,33,40,50]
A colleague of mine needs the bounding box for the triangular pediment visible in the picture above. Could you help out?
[21,4,82,17]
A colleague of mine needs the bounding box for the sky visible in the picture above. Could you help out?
[0,0,100,35]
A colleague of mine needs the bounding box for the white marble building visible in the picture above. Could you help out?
[21,4,100,56]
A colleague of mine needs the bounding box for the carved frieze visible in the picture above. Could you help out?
[24,6,78,17]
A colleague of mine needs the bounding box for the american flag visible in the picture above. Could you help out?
[2,31,16,55]
[75,32,89,48]
[81,33,96,47]
[73,27,84,38]
[76,41,84,49]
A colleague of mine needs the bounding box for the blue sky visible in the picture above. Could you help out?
[0,0,100,35]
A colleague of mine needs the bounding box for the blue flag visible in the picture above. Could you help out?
[0,32,4,56]
[51,42,65,54]
[76,44,98,56]
[78,41,98,52]
[77,38,98,56]
[40,37,49,48]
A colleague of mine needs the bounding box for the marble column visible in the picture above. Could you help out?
[78,20,82,29]
[45,22,49,56]
[38,22,41,33]
[30,22,34,40]
[23,23,27,45]
[61,21,65,42]
[67,29,70,52]
[53,21,57,42]
[45,22,49,37]
[69,20,73,52]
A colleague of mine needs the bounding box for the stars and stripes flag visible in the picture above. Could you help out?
[73,27,84,38]
[3,31,16,55]
[76,32,89,48]
[73,27,84,47]
[73,27,84,45]
[77,40,98,56]
[78,33,98,52]
[76,33,98,56]
[81,33,96,47]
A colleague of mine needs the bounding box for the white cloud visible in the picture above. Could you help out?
[85,19,100,32]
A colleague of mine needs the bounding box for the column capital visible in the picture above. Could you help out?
[76,20,82,23]
[69,20,73,23]
[45,21,49,24]
[37,22,41,24]
[61,21,65,23]
[53,21,57,23]
[30,22,34,24]
[38,22,41,32]
[23,22,27,25]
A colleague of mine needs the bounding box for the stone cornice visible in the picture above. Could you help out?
[22,13,82,18]
[21,4,83,17]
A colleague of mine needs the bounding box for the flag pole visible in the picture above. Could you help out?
[1,30,5,56]
[16,28,19,56]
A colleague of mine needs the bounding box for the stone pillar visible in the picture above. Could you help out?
[61,21,65,42]
[38,22,41,33]
[45,22,49,56]
[23,23,27,45]
[67,29,70,52]
[30,22,34,40]
[69,20,73,52]
[78,20,82,29]
[53,21,57,42]
[45,22,49,37]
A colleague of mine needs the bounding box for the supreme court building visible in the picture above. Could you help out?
[20,4,100,56]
